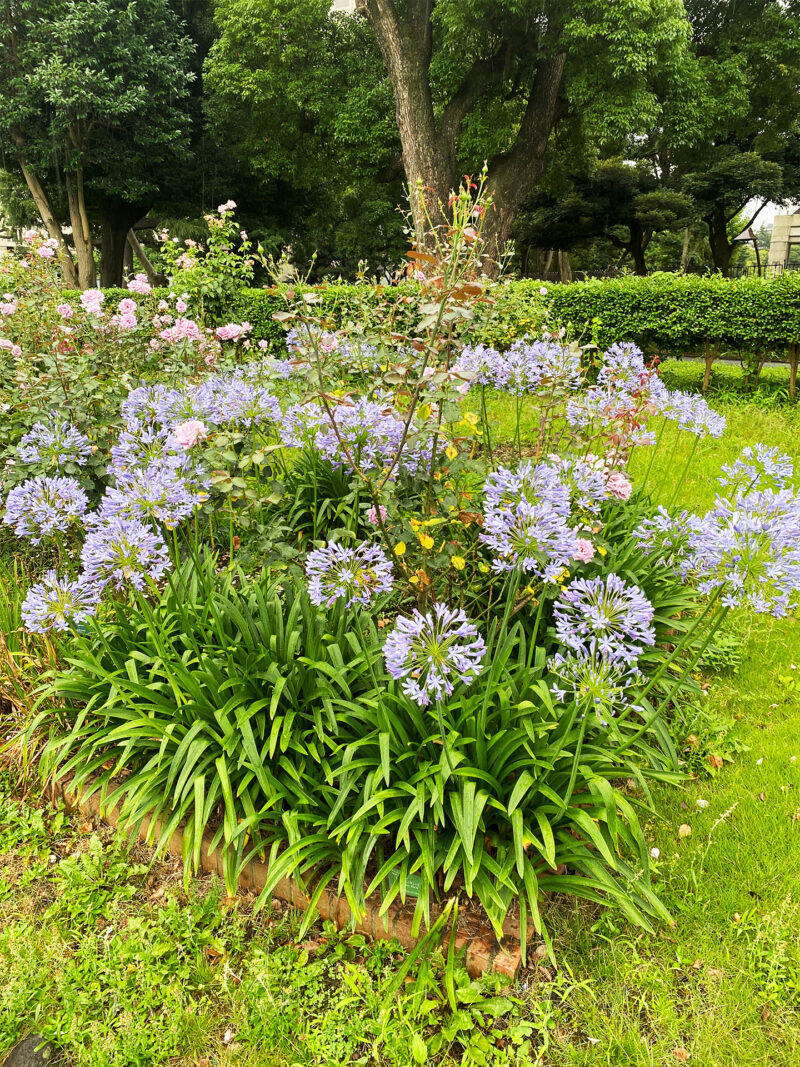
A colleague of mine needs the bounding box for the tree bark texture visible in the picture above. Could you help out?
[355,0,566,269]
[65,169,96,289]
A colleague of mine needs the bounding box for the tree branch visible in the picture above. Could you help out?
[439,46,512,146]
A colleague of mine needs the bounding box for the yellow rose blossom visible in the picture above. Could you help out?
[445,445,458,461]
[451,555,466,570]
[394,542,406,556]
[419,533,434,550]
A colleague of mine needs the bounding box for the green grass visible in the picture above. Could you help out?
[2,399,800,1065]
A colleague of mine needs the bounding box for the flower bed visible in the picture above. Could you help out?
[3,186,800,962]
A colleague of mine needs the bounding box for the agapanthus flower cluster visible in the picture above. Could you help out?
[549,573,655,718]
[384,603,486,707]
[18,415,92,468]
[633,506,698,568]
[546,453,609,514]
[3,475,88,544]
[566,387,656,447]
[553,573,655,664]
[597,343,661,397]
[91,464,207,528]
[80,515,171,590]
[111,423,190,473]
[684,486,800,616]
[481,461,577,578]
[21,570,101,633]
[455,339,582,395]
[305,541,394,608]
[654,390,726,439]
[719,444,794,494]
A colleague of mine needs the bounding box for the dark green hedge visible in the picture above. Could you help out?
[229,274,800,361]
[64,273,800,370]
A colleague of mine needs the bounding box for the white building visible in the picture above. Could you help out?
[331,0,356,10]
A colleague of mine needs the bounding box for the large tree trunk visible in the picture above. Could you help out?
[707,206,733,276]
[127,228,165,287]
[10,134,78,288]
[65,169,96,289]
[355,0,566,269]
[100,201,145,287]
[557,249,572,283]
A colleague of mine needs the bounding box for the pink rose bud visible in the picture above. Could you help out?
[173,420,208,449]
[607,472,633,501]
[572,538,596,563]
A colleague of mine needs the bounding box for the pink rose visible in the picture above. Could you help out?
[57,303,74,319]
[36,246,54,259]
[175,299,187,313]
[572,538,595,563]
[172,420,208,449]
[607,472,633,501]
[367,505,388,526]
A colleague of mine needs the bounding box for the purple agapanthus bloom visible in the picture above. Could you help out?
[633,506,698,567]
[719,444,794,494]
[80,516,171,590]
[305,541,394,608]
[21,570,101,633]
[684,487,800,616]
[481,461,576,576]
[454,344,502,387]
[553,573,655,665]
[18,414,92,468]
[90,463,208,528]
[3,475,88,544]
[549,651,642,718]
[110,422,189,474]
[654,390,726,438]
[546,453,610,515]
[384,603,486,707]
[121,384,184,428]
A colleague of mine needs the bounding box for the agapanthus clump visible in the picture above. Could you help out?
[314,398,406,473]
[305,541,394,608]
[481,461,576,577]
[3,475,88,544]
[207,379,282,429]
[549,651,643,720]
[384,603,486,707]
[121,384,184,428]
[546,453,609,514]
[719,444,794,494]
[21,570,101,633]
[91,464,207,528]
[684,487,800,616]
[553,573,655,665]
[566,387,656,448]
[454,343,501,387]
[18,415,92,468]
[111,423,189,474]
[80,516,171,590]
[655,390,726,438]
[633,506,698,568]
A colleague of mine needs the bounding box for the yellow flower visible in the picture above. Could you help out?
[451,555,466,570]
[445,445,458,461]
[419,533,434,550]
[597,545,608,557]
[478,563,490,574]
[394,542,406,556]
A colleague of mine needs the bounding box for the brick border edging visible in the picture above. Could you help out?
[49,779,523,979]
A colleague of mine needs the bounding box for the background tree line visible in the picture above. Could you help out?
[1,0,799,286]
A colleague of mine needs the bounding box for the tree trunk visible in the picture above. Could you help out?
[127,229,165,286]
[557,249,572,283]
[11,137,78,288]
[100,201,145,287]
[681,225,691,271]
[707,207,733,276]
[65,169,96,289]
[356,0,566,266]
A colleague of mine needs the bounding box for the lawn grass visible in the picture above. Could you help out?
[1,399,799,1065]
